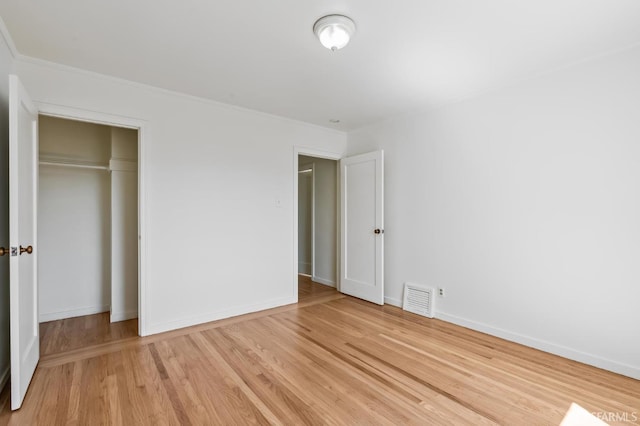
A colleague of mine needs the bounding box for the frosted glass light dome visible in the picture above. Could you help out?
[313,15,356,51]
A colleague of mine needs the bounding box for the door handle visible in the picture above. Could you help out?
[374,229,384,234]
[0,247,8,256]
[20,245,33,255]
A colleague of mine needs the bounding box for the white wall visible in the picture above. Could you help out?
[38,116,112,321]
[0,19,15,390]
[348,46,640,379]
[300,155,337,286]
[15,56,347,335]
[297,164,312,275]
[110,127,138,322]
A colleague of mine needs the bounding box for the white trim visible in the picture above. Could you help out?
[36,101,145,128]
[0,15,18,60]
[299,161,315,279]
[311,276,336,288]
[146,295,296,336]
[110,310,138,323]
[436,312,640,381]
[295,147,345,162]
[0,366,9,391]
[36,102,149,336]
[293,147,343,303]
[310,163,316,280]
[138,122,148,336]
[384,296,402,307]
[335,162,341,293]
[16,55,346,137]
[39,305,110,323]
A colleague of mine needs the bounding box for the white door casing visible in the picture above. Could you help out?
[37,103,147,336]
[9,75,40,410]
[340,150,384,305]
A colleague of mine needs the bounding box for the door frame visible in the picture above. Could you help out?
[36,102,149,336]
[293,147,341,301]
[297,161,315,277]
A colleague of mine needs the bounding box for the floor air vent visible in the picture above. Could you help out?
[402,283,435,318]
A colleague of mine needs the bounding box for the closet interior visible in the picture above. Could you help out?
[38,115,138,326]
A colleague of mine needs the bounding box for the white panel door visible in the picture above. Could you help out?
[9,75,39,410]
[340,150,384,305]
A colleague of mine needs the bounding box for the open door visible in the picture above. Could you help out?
[340,150,384,305]
[9,75,39,410]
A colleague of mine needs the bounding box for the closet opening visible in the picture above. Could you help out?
[297,154,338,301]
[38,115,140,353]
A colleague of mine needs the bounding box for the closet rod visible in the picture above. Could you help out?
[39,161,109,171]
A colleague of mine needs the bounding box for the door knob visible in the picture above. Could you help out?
[20,245,33,255]
[374,229,384,234]
[0,247,8,256]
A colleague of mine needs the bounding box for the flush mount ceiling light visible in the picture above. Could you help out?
[313,15,356,51]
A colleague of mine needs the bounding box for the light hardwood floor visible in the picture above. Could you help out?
[39,312,138,357]
[1,277,638,425]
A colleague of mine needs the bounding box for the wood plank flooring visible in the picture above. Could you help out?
[297,274,337,301]
[40,312,138,357]
[1,277,638,425]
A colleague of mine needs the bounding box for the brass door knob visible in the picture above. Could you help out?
[0,247,8,256]
[20,245,33,255]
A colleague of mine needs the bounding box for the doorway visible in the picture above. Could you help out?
[294,148,385,306]
[37,115,139,354]
[297,154,338,299]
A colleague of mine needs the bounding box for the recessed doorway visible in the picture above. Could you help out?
[38,115,139,353]
[297,154,338,298]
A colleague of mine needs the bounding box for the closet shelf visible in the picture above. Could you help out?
[39,158,110,171]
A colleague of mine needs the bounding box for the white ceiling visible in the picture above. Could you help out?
[2,1,640,130]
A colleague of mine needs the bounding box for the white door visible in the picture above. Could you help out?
[340,150,384,305]
[9,75,39,410]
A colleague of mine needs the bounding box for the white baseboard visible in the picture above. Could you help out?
[0,365,9,391]
[110,310,138,323]
[39,305,110,323]
[384,296,402,307]
[311,276,336,287]
[436,312,640,381]
[146,295,297,336]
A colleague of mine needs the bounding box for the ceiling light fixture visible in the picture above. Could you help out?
[313,15,356,51]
